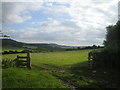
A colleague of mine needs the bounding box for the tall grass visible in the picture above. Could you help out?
[2,68,66,88]
[2,59,15,68]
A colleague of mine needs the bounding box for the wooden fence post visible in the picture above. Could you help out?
[88,52,93,69]
[27,52,31,69]
[14,52,31,69]
[16,55,19,67]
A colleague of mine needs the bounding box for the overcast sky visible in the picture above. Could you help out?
[1,0,119,46]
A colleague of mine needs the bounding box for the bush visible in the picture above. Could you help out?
[2,50,32,54]
[2,59,15,68]
[21,50,32,53]
[3,51,8,54]
[9,50,14,54]
[90,49,120,69]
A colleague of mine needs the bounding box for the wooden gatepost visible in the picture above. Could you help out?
[88,52,93,69]
[88,52,99,69]
[15,52,31,69]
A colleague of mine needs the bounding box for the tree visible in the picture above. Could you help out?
[4,35,10,37]
[91,21,120,69]
[77,47,81,50]
[104,21,120,48]
[92,45,97,49]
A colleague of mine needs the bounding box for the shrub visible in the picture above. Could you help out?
[21,50,32,53]
[90,49,120,69]
[2,59,15,68]
[9,50,14,54]
[3,51,8,54]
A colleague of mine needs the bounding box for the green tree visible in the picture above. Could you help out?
[104,21,120,49]
[91,21,120,69]
[77,47,81,50]
[92,45,97,49]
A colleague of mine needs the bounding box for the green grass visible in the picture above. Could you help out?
[2,50,91,70]
[2,50,91,88]
[53,72,98,88]
[2,50,119,88]
[2,68,66,88]
[2,46,24,52]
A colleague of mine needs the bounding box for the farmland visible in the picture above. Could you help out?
[3,50,90,69]
[2,50,119,88]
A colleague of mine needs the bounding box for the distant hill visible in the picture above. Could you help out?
[2,39,61,50]
[49,43,61,47]
[1,38,98,52]
[2,39,24,48]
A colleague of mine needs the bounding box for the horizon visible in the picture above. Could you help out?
[1,0,119,46]
[1,38,104,47]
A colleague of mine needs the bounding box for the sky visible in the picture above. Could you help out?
[1,0,119,46]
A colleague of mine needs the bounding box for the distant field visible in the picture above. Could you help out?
[2,50,91,70]
[2,46,24,51]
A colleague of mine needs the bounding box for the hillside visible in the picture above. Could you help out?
[2,39,63,51]
[2,39,24,48]
[2,39,58,47]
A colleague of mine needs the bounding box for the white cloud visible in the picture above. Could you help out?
[118,1,120,20]
[42,5,70,18]
[3,18,106,45]
[2,2,43,23]
[2,0,119,46]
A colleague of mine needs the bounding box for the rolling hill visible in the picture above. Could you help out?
[2,39,24,48]
[2,39,60,47]
[1,39,63,51]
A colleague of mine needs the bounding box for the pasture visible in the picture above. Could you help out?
[2,68,66,88]
[2,50,90,70]
[2,50,119,88]
[2,46,24,51]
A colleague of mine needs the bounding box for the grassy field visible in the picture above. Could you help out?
[2,68,66,88]
[2,46,24,51]
[2,50,119,88]
[3,50,90,70]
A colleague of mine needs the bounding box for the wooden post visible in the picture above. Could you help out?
[92,53,95,69]
[16,55,19,67]
[27,52,31,69]
[88,52,93,69]
[88,53,90,66]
